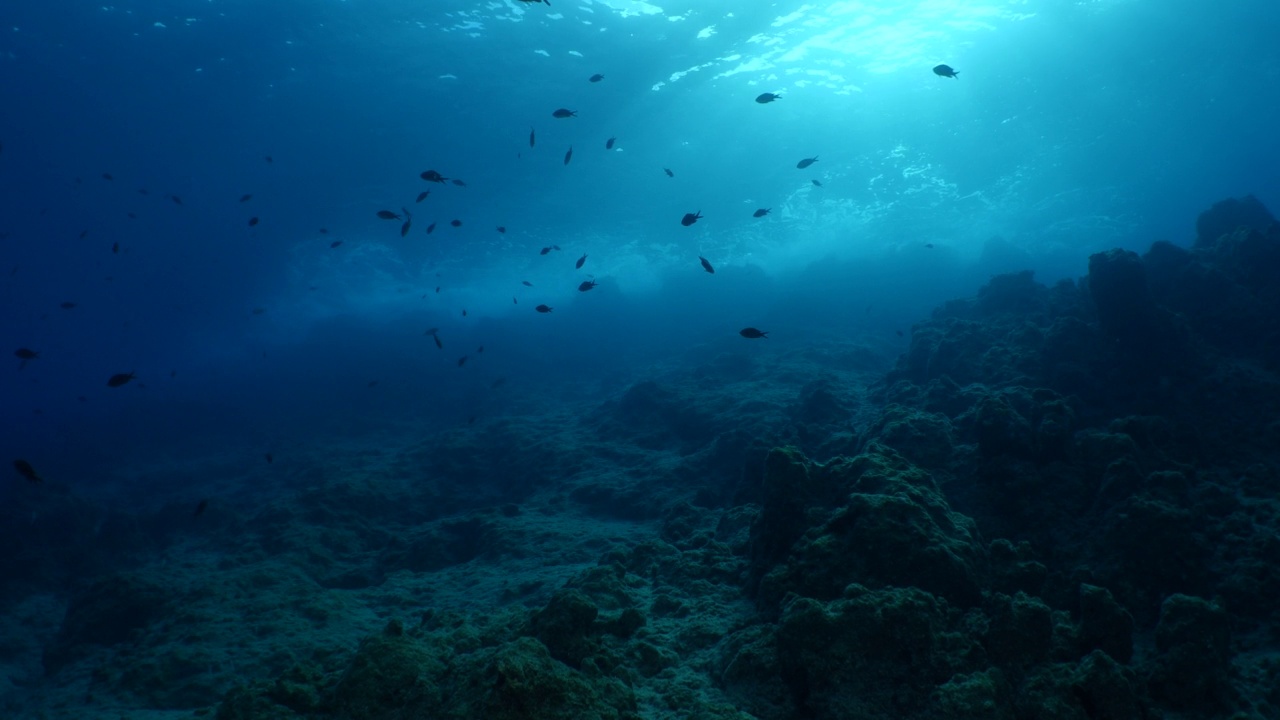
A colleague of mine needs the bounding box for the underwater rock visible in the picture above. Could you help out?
[43,573,171,674]
[1147,594,1235,715]
[982,591,1054,669]
[1194,194,1275,248]
[529,589,600,668]
[1077,583,1133,664]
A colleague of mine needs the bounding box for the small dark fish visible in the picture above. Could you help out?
[265,452,273,463]
[264,155,274,163]
[248,217,259,227]
[106,372,137,387]
[755,92,782,104]
[796,156,819,169]
[896,329,904,337]
[194,499,208,517]
[450,219,462,227]
[251,307,266,315]
[59,301,76,309]
[925,243,934,249]
[589,74,604,82]
[699,256,715,274]
[812,179,823,187]
[112,242,119,254]
[15,348,39,360]
[239,194,252,202]
[452,179,467,187]
[933,64,959,79]
[535,304,553,313]
[127,212,136,219]
[496,226,506,234]
[578,280,597,292]
[605,137,616,150]
[435,286,441,293]
[739,328,768,339]
[170,369,177,378]
[416,191,430,203]
[540,247,552,255]
[79,230,89,239]
[552,108,577,118]
[476,345,484,353]
[462,309,468,317]
[401,218,412,237]
[458,356,468,367]
[319,228,329,234]
[575,253,587,269]
[330,240,343,248]
[425,327,439,335]
[102,173,113,181]
[420,170,448,183]
[529,127,536,147]
[367,380,379,388]
[377,210,401,220]
[564,146,573,165]
[170,195,183,205]
[681,211,702,227]
[426,222,436,234]
[664,168,674,177]
[753,208,771,218]
[490,378,507,390]
[13,459,42,484]
[513,297,518,304]
[522,280,533,287]
[434,334,443,349]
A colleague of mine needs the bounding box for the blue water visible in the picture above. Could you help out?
[2,0,1279,716]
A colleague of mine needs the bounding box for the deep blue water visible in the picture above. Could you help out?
[2,0,1280,716]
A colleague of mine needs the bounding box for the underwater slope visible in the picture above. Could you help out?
[2,196,1279,718]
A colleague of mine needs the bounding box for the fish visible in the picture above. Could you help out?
[681,211,703,227]
[812,179,823,187]
[330,240,343,248]
[450,219,462,227]
[796,156,819,169]
[564,146,573,165]
[496,226,506,234]
[420,170,448,183]
[664,168,674,177]
[239,194,252,202]
[434,335,443,349]
[248,217,259,227]
[112,242,119,254]
[605,137,616,150]
[589,74,604,82]
[539,245,560,255]
[490,378,507,390]
[102,173,113,181]
[755,92,782,104]
[377,210,401,220]
[699,256,715,274]
[513,297,518,304]
[401,218,412,236]
[319,228,329,234]
[739,328,768,339]
[477,346,484,353]
[933,64,959,79]
[552,108,577,118]
[416,191,430,203]
[367,380,378,388]
[426,222,436,234]
[107,372,137,387]
[578,280,597,292]
[452,179,467,187]
[529,127,536,147]
[516,0,549,5]
[753,208,771,218]
[127,213,136,219]
[194,499,208,517]
[59,302,76,309]
[264,155,274,163]
[435,286,441,293]
[535,304,553,313]
[457,355,469,368]
[14,348,38,360]
[522,281,533,287]
[264,452,273,463]
[462,309,468,317]
[13,459,42,484]
[925,243,934,249]
[576,253,587,269]
[170,195,183,205]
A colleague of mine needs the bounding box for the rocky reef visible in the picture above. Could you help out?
[6,197,1280,719]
